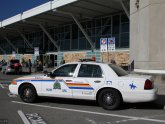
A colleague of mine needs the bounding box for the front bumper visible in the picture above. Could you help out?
[9,84,18,95]
[6,68,22,73]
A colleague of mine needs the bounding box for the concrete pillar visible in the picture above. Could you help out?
[130,0,165,72]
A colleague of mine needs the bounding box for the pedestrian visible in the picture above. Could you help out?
[34,59,39,72]
[111,59,116,65]
[14,62,19,75]
[60,57,65,65]
[38,60,43,71]
[28,59,32,74]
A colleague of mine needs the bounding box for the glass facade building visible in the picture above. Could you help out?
[0,12,129,54]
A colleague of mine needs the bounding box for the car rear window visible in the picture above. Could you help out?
[10,60,19,63]
[109,64,128,76]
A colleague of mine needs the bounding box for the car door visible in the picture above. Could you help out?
[41,64,78,98]
[71,64,105,100]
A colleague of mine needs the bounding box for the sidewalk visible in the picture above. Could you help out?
[155,84,165,95]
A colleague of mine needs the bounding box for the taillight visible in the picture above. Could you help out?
[7,66,10,70]
[144,79,153,90]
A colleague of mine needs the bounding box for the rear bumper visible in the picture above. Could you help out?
[9,84,18,95]
[122,88,158,103]
[6,68,22,73]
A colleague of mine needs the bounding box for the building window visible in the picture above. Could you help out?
[112,15,120,34]
[120,33,129,47]
[7,12,129,53]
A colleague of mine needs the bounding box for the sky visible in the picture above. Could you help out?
[0,0,49,21]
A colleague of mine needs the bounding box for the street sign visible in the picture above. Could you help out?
[34,47,39,56]
[12,51,16,57]
[100,38,108,52]
[108,37,115,51]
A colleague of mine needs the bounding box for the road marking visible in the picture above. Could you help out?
[86,118,97,124]
[116,118,138,123]
[116,113,165,123]
[12,101,165,123]
[145,114,165,118]
[18,110,31,124]
[0,84,4,88]
[25,113,47,124]
[8,93,17,98]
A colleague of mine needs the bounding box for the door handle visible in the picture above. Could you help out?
[94,80,101,83]
[65,80,72,82]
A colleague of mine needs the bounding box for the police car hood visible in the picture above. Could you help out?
[15,74,46,80]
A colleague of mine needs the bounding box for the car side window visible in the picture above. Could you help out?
[53,64,77,77]
[78,64,102,78]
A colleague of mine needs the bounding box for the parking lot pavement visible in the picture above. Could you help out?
[1,72,165,124]
[0,84,165,124]
[1,85,165,124]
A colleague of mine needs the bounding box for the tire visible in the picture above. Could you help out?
[19,71,22,75]
[98,89,122,110]
[19,85,37,103]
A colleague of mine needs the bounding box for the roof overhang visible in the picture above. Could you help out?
[0,0,129,37]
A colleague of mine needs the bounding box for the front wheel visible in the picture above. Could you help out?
[19,85,37,103]
[98,89,122,110]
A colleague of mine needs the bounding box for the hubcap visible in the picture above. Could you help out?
[103,93,115,105]
[23,88,32,99]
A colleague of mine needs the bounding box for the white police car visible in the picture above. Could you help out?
[9,62,157,110]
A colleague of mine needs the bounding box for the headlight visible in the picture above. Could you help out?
[11,80,17,85]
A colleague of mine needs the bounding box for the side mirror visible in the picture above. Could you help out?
[43,70,48,74]
[47,72,55,78]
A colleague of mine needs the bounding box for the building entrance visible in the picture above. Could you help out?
[43,53,57,68]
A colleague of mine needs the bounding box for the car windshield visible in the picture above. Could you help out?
[109,64,128,76]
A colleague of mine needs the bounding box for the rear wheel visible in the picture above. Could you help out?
[98,89,122,110]
[19,85,37,103]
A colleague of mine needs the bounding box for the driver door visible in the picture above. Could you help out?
[41,64,78,98]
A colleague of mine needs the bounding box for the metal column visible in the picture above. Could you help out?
[120,0,130,19]
[71,14,95,50]
[53,10,95,51]
[3,36,17,51]
[3,27,33,49]
[39,24,59,51]
[17,30,33,48]
[0,46,5,54]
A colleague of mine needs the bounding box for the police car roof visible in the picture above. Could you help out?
[65,61,106,65]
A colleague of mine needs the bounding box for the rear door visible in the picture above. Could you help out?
[71,64,105,100]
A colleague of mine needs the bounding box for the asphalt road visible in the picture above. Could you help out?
[1,72,165,124]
